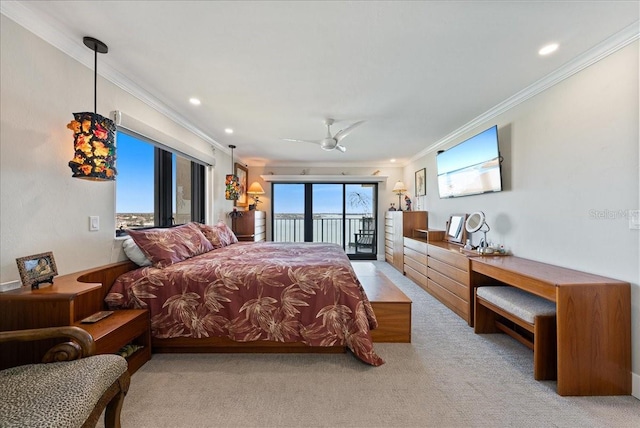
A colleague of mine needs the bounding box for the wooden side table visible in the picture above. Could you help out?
[0,269,151,373]
[74,309,151,374]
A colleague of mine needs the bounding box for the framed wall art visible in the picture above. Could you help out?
[415,168,426,196]
[234,163,248,207]
[16,251,58,289]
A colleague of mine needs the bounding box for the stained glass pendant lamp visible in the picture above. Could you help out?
[67,37,117,181]
[225,145,240,200]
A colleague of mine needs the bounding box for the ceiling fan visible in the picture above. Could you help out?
[284,118,364,152]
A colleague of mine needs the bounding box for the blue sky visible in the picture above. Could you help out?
[116,132,155,213]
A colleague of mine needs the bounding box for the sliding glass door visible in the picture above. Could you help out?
[271,182,377,259]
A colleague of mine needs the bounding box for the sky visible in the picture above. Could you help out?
[116,132,374,215]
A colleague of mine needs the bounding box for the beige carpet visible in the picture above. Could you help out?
[112,261,639,427]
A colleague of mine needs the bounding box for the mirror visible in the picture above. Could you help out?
[466,211,486,233]
[445,214,467,244]
[465,211,492,253]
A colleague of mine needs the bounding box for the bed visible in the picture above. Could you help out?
[104,222,384,366]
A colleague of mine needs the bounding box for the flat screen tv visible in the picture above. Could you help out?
[436,125,502,198]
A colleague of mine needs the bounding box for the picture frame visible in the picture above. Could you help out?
[444,214,468,245]
[234,162,248,207]
[415,168,426,196]
[16,251,58,289]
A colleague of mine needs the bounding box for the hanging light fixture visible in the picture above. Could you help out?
[225,145,240,200]
[67,37,117,181]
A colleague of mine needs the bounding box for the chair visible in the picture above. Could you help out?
[0,326,130,428]
[354,217,376,253]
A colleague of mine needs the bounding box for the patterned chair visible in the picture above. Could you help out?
[0,326,130,428]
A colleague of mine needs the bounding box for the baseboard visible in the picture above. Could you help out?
[0,280,21,292]
[632,371,640,400]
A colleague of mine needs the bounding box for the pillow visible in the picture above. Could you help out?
[122,237,152,267]
[216,221,238,245]
[196,222,238,248]
[128,223,214,268]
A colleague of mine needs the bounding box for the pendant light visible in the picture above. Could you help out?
[67,37,117,181]
[225,145,240,200]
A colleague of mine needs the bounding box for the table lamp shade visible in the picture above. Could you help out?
[67,112,117,180]
[393,181,407,193]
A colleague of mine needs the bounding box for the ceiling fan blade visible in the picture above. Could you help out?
[283,138,321,146]
[334,120,365,142]
[336,144,347,153]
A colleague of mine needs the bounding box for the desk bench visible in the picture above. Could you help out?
[475,286,557,380]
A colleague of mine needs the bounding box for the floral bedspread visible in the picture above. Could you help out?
[106,242,383,366]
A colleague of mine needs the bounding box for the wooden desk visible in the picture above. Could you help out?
[470,256,631,396]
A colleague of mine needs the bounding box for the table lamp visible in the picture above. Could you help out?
[392,181,407,211]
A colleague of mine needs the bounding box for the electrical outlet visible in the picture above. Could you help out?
[89,216,100,231]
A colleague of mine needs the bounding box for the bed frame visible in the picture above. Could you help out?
[77,260,346,355]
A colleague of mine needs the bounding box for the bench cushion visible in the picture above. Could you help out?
[477,286,556,324]
[0,354,127,428]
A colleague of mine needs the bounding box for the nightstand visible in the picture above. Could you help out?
[74,309,151,374]
[232,210,266,241]
[0,269,151,373]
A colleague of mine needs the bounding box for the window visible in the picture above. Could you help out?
[271,182,377,260]
[115,130,205,235]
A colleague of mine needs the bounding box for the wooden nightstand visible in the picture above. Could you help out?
[74,309,151,374]
[0,268,151,373]
[232,210,266,241]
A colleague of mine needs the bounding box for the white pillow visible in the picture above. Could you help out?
[122,237,152,267]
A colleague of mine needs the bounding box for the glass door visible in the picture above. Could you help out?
[346,184,376,258]
[312,184,344,246]
[271,182,377,259]
[273,184,305,242]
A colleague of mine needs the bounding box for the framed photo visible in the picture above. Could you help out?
[415,168,426,196]
[16,251,58,289]
[234,163,248,207]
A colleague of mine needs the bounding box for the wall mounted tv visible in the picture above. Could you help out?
[436,125,502,198]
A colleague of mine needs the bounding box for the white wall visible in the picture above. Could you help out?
[0,16,234,282]
[406,41,640,389]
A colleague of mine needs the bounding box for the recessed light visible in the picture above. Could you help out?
[538,43,559,56]
[224,128,234,134]
[189,98,201,105]
[390,159,396,163]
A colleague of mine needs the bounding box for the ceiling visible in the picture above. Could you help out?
[3,1,639,166]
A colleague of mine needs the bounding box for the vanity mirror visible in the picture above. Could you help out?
[465,211,492,253]
[445,214,467,245]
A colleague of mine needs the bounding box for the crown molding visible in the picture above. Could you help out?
[261,174,388,183]
[1,1,226,154]
[410,21,640,164]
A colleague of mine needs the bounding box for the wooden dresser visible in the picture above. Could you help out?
[232,210,266,242]
[384,211,427,272]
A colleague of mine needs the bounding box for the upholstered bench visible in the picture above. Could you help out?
[474,286,557,380]
[0,326,130,428]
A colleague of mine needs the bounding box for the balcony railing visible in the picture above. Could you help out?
[273,214,375,253]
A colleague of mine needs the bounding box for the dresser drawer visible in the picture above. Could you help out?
[427,267,469,301]
[404,254,427,276]
[427,278,469,322]
[404,237,427,254]
[427,244,469,271]
[427,256,469,285]
[405,264,428,289]
[404,246,427,266]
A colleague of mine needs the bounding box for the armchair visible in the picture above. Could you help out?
[0,326,130,428]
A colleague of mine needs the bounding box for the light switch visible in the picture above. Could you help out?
[630,210,640,230]
[89,216,100,231]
